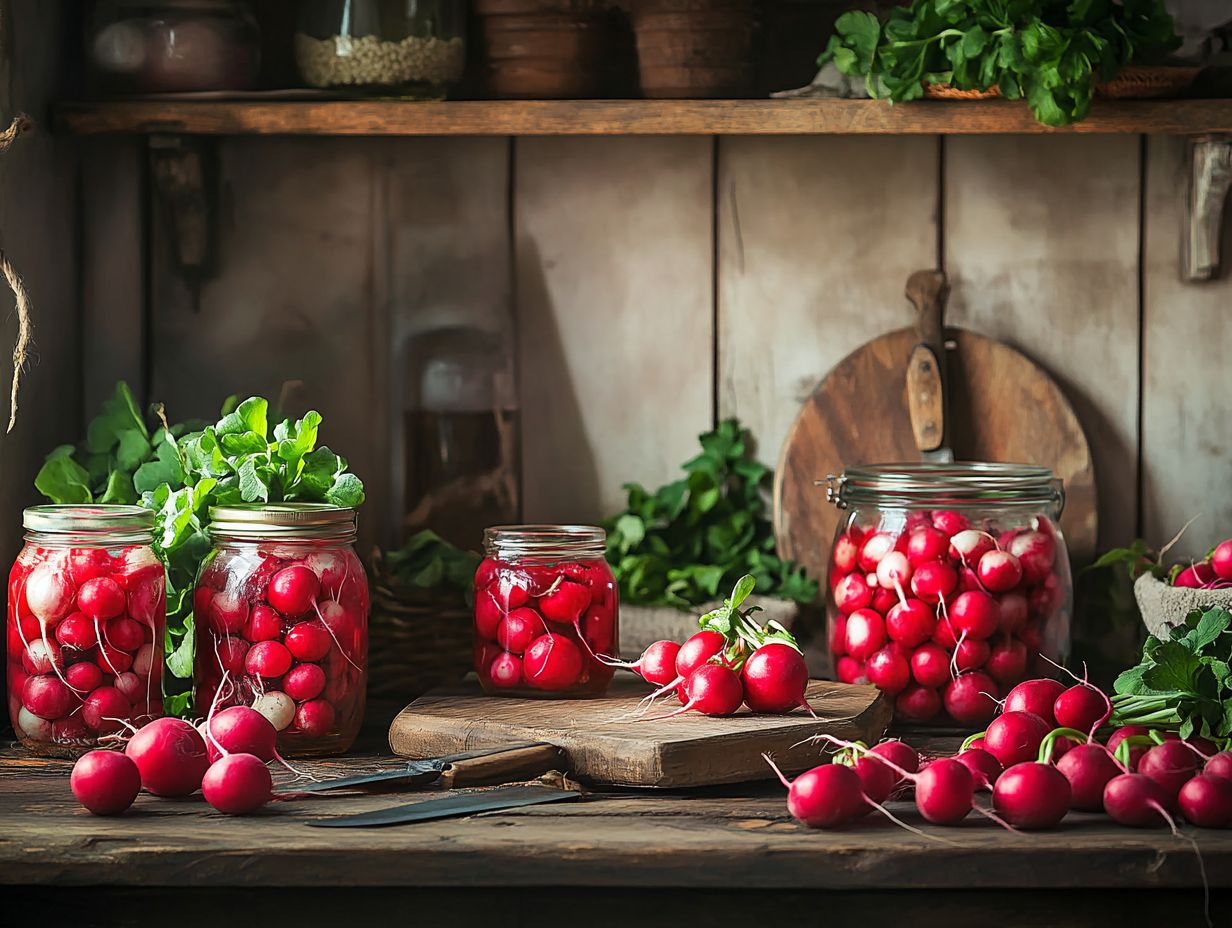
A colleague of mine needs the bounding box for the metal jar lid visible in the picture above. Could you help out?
[23,504,155,544]
[208,503,357,541]
[483,524,606,559]
[825,463,1064,512]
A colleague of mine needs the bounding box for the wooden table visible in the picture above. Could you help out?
[2,745,1230,927]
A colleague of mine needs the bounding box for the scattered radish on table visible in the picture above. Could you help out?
[71,749,142,816]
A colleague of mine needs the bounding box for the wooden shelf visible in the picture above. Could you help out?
[55,97,1232,136]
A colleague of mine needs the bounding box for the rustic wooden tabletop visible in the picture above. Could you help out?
[2,742,1231,926]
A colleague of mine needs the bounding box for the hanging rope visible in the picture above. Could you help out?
[0,113,33,432]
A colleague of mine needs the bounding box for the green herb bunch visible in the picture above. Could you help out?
[384,530,480,604]
[35,383,364,716]
[818,0,1181,127]
[603,419,817,609]
[1112,606,1232,746]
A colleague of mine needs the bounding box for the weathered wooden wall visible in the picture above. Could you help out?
[80,132,1232,564]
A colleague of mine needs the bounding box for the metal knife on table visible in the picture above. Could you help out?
[905,269,955,464]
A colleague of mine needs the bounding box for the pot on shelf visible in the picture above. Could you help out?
[474,0,609,99]
[631,0,754,99]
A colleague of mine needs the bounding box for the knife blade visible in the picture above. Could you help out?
[281,741,558,795]
[306,784,580,828]
[905,269,955,464]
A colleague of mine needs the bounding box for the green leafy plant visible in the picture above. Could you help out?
[35,382,364,717]
[603,419,817,608]
[384,530,480,604]
[698,574,803,665]
[818,0,1180,127]
[1112,606,1232,746]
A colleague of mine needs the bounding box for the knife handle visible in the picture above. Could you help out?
[440,743,566,789]
[905,270,950,455]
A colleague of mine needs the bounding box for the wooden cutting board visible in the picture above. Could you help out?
[388,676,891,787]
[774,275,1096,636]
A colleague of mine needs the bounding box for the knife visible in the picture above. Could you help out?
[280,741,563,795]
[904,269,955,464]
[307,784,581,828]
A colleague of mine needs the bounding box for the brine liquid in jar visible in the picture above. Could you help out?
[193,504,368,756]
[7,505,166,757]
[474,525,617,697]
[825,464,1072,728]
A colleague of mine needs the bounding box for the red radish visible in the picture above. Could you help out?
[1104,773,1171,826]
[66,661,104,693]
[977,550,1023,593]
[932,510,970,536]
[915,757,976,824]
[213,637,249,674]
[906,527,949,566]
[848,752,899,808]
[833,573,873,614]
[910,560,958,605]
[1212,539,1232,582]
[96,642,133,675]
[305,550,350,594]
[21,637,62,675]
[56,612,97,650]
[106,617,144,651]
[1174,563,1216,588]
[523,634,583,690]
[865,645,909,694]
[742,643,810,714]
[910,643,951,688]
[203,705,278,762]
[956,748,1002,788]
[538,580,591,623]
[252,691,295,731]
[1028,576,1062,617]
[77,577,125,619]
[491,574,532,610]
[244,605,283,642]
[52,713,89,743]
[474,558,499,591]
[985,638,1028,684]
[24,562,74,621]
[953,637,990,672]
[267,565,320,616]
[666,662,744,717]
[956,567,984,593]
[886,599,934,648]
[202,753,273,815]
[844,608,885,661]
[113,671,144,703]
[674,631,728,679]
[71,750,142,815]
[1138,741,1198,801]
[993,762,1071,829]
[82,687,130,733]
[832,534,859,573]
[132,644,156,678]
[285,621,331,662]
[487,652,522,687]
[1204,752,1232,782]
[283,663,326,701]
[1178,775,1232,828]
[950,591,999,639]
[17,707,53,741]
[295,698,336,736]
[8,613,41,651]
[22,675,77,719]
[895,684,941,720]
[1053,684,1110,734]
[1008,531,1055,584]
[474,589,503,640]
[1003,678,1065,726]
[997,592,1029,633]
[125,717,210,796]
[630,639,682,686]
[835,656,867,684]
[830,614,848,656]
[1106,725,1152,770]
[245,640,293,679]
[870,739,920,780]
[209,591,249,634]
[1056,743,1122,811]
[950,529,995,566]
[765,755,864,828]
[68,549,112,586]
[982,711,1051,767]
[875,551,912,589]
[858,533,897,573]
[580,605,614,652]
[497,608,543,654]
[943,672,998,725]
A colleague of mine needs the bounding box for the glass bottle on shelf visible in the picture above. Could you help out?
[401,325,519,552]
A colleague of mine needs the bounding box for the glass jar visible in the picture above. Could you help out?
[474,525,617,697]
[825,464,1072,727]
[193,504,368,756]
[7,505,165,757]
[88,1,261,94]
[296,0,467,95]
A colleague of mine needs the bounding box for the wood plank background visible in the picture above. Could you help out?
[75,132,1232,569]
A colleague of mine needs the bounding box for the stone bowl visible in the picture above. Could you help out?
[1133,571,1232,639]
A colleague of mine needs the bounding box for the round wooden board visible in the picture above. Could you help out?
[773,326,1097,630]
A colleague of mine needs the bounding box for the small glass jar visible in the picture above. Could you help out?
[296,0,467,95]
[7,505,166,757]
[825,464,1072,727]
[193,504,368,756]
[88,1,262,94]
[474,525,617,697]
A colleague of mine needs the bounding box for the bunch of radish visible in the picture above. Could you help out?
[194,544,368,754]
[7,544,166,754]
[615,575,814,718]
[70,701,289,817]
[473,553,617,696]
[1170,537,1232,589]
[827,511,1071,724]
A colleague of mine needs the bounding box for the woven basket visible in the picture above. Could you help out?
[1096,66,1201,99]
[922,82,999,100]
[367,549,474,702]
